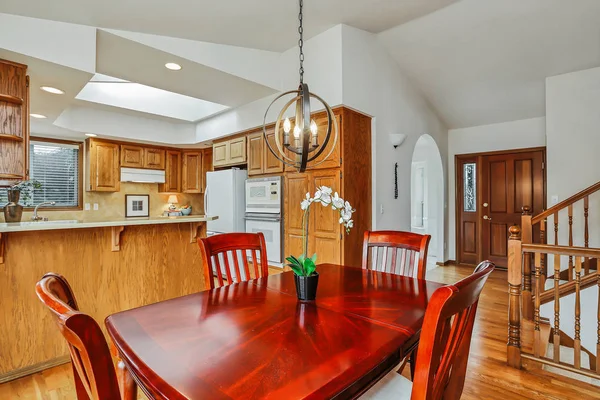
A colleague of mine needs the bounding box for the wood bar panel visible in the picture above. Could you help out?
[0,223,206,381]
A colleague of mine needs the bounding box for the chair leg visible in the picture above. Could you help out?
[409,348,417,380]
[117,359,138,400]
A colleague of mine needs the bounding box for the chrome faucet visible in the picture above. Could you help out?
[32,201,56,221]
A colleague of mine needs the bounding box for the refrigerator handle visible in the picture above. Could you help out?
[204,186,209,215]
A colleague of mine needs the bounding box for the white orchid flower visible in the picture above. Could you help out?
[331,192,344,210]
[340,209,352,222]
[320,186,333,195]
[301,199,311,210]
[313,190,322,200]
[347,220,354,229]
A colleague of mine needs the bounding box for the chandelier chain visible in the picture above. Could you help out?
[298,0,304,84]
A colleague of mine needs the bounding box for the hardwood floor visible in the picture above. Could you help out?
[1,265,599,399]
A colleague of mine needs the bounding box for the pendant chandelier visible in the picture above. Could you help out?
[263,0,338,173]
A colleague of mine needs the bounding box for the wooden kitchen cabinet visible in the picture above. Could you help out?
[120,145,144,168]
[182,151,203,193]
[0,59,29,184]
[87,139,120,192]
[143,148,165,170]
[159,150,181,193]
[202,147,213,193]
[213,136,247,167]
[247,128,283,176]
[283,107,372,268]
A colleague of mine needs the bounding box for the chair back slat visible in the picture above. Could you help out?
[35,273,122,400]
[362,231,431,279]
[198,233,269,289]
[411,261,495,400]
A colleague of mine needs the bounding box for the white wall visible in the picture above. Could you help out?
[447,117,546,260]
[194,25,344,142]
[341,25,448,258]
[546,67,600,250]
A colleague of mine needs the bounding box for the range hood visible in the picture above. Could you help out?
[120,167,165,183]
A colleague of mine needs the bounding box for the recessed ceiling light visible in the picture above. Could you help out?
[40,86,65,95]
[85,133,98,137]
[165,63,182,71]
[30,113,47,119]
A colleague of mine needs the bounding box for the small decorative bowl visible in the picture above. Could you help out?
[181,207,192,216]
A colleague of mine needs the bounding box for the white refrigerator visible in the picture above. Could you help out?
[205,169,247,234]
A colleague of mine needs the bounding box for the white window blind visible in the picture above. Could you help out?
[0,141,80,207]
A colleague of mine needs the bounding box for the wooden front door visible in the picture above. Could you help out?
[457,149,545,268]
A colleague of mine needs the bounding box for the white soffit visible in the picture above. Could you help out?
[95,30,277,108]
[76,74,229,122]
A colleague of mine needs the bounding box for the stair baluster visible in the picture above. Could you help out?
[584,196,589,274]
[574,257,582,369]
[568,205,573,280]
[553,254,561,363]
[597,271,600,373]
[534,252,542,358]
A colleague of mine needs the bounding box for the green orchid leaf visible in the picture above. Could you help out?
[286,255,302,267]
[311,253,317,264]
[286,263,304,276]
[303,258,316,277]
[298,254,306,265]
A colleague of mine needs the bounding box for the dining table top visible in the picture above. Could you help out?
[105,264,444,400]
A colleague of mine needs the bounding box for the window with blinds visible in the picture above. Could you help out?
[0,140,80,208]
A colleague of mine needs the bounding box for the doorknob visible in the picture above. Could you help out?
[483,215,492,220]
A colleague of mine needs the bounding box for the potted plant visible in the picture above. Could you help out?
[3,180,41,223]
[286,186,355,301]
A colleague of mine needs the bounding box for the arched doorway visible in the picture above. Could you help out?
[411,134,444,269]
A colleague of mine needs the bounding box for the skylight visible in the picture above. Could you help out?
[76,74,229,122]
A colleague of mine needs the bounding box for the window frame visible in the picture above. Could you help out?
[23,136,84,211]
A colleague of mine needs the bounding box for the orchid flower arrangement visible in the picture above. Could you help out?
[286,186,356,277]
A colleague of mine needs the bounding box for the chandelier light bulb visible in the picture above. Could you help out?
[293,125,301,138]
[310,120,318,136]
[283,118,292,133]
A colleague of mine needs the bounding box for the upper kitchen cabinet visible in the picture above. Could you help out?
[213,136,247,168]
[202,147,213,193]
[143,148,165,170]
[87,139,120,192]
[0,59,29,185]
[159,150,181,193]
[182,151,203,193]
[284,109,342,172]
[120,144,144,168]
[247,128,284,176]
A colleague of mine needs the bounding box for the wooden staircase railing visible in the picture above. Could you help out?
[508,227,600,380]
[508,181,600,381]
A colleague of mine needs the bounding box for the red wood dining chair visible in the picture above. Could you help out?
[35,273,136,400]
[198,232,269,289]
[362,230,432,280]
[361,261,495,400]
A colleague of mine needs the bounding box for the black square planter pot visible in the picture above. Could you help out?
[294,272,319,301]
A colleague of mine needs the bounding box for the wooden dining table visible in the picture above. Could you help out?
[105,264,444,399]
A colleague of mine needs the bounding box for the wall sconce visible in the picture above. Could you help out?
[389,134,407,149]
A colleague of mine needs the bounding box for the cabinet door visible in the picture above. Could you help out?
[90,141,120,192]
[213,142,227,167]
[247,132,264,176]
[284,111,341,172]
[120,145,144,168]
[310,170,342,264]
[263,128,284,174]
[159,150,181,193]
[144,148,165,170]
[182,152,203,193]
[284,173,310,259]
[229,137,247,165]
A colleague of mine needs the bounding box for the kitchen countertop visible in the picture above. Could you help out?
[0,215,219,233]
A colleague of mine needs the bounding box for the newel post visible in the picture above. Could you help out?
[521,206,533,320]
[507,225,522,369]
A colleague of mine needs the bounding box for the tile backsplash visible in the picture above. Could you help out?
[1,183,204,222]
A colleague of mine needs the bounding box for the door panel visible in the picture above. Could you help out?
[247,133,264,176]
[311,170,341,264]
[121,145,144,168]
[481,150,544,267]
[285,173,310,258]
[264,128,284,174]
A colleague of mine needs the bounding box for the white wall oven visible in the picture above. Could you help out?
[245,176,283,266]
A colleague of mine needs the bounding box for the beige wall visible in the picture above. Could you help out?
[2,183,204,222]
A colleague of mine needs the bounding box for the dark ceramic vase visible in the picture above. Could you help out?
[3,189,23,223]
[294,272,319,301]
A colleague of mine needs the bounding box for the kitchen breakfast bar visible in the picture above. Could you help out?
[0,215,217,382]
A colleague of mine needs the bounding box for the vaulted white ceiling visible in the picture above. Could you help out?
[379,0,600,129]
[0,0,458,51]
